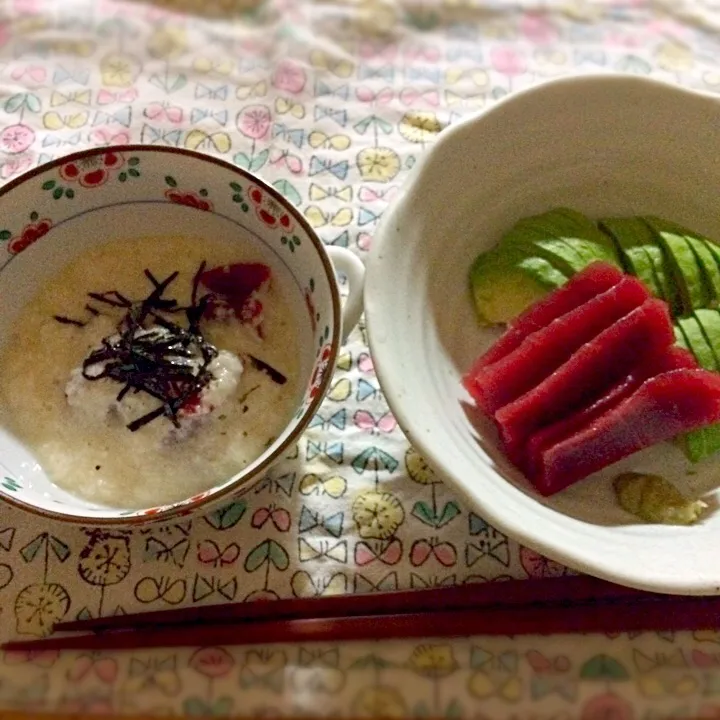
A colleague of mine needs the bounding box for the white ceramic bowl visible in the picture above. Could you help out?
[365,74,720,595]
[0,145,364,525]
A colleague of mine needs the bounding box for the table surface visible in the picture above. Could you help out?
[0,0,719,717]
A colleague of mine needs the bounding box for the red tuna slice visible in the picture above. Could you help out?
[465,274,650,415]
[534,368,720,496]
[495,298,675,455]
[469,261,625,372]
[522,345,698,475]
[199,262,271,319]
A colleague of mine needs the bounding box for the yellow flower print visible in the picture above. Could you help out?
[352,686,407,718]
[147,26,188,60]
[356,147,400,183]
[100,53,141,88]
[352,490,404,539]
[655,41,694,73]
[398,112,443,144]
[78,530,131,586]
[407,644,458,678]
[405,447,438,485]
[15,583,70,637]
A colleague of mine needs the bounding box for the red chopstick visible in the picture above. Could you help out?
[4,594,720,652]
[53,574,647,634]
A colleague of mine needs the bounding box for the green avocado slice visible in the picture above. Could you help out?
[514,208,620,269]
[597,217,663,298]
[468,246,567,325]
[676,315,717,370]
[644,216,709,315]
[681,308,720,462]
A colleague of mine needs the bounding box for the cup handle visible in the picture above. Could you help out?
[326,246,365,345]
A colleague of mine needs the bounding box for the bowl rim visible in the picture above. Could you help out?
[0,144,343,526]
[364,73,720,594]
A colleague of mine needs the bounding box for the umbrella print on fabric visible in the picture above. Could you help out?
[352,446,399,487]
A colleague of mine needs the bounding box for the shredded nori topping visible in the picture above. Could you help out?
[54,262,289,431]
[79,266,218,432]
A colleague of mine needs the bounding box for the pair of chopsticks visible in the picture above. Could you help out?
[3,575,718,652]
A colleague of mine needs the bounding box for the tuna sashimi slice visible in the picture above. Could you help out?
[535,368,720,496]
[522,345,698,475]
[469,261,625,371]
[465,275,650,415]
[495,298,675,454]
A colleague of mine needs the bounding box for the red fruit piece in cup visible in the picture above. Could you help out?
[200,263,271,322]
[465,274,650,415]
[535,368,720,496]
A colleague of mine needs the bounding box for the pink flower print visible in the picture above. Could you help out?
[237,105,271,141]
[0,124,34,154]
[189,647,236,679]
[1,155,31,179]
[59,150,124,188]
[8,218,51,255]
[272,60,306,94]
[519,13,558,45]
[164,190,213,212]
[490,46,527,76]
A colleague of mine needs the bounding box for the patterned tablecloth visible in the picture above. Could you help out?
[1,0,720,717]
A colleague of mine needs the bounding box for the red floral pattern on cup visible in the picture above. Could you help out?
[309,343,332,399]
[248,184,293,231]
[8,218,52,254]
[59,150,124,188]
[164,189,213,212]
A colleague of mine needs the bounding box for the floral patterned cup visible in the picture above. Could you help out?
[0,145,365,524]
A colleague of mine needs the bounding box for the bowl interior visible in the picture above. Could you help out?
[0,147,339,522]
[366,75,720,592]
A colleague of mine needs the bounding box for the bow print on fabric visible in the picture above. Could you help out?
[192,574,238,602]
[124,656,180,696]
[144,102,183,123]
[298,473,347,499]
[251,506,292,532]
[355,86,394,104]
[67,654,118,684]
[272,123,305,148]
[50,90,91,106]
[52,66,90,85]
[309,184,353,202]
[190,108,228,126]
[308,131,351,151]
[354,538,403,567]
[309,156,349,180]
[314,80,350,100]
[42,112,88,130]
[291,570,347,598]
[144,536,189,567]
[184,129,231,153]
[299,538,348,563]
[306,441,344,464]
[196,540,240,568]
[134,577,186,605]
[255,472,296,497]
[96,88,138,105]
[353,571,398,593]
[92,107,132,126]
[140,124,183,146]
[41,132,83,147]
[309,50,354,78]
[275,97,305,119]
[314,105,347,127]
[304,206,353,228]
[527,651,577,702]
[298,506,344,538]
[194,83,229,100]
[238,650,286,693]
[468,647,522,702]
[634,650,699,698]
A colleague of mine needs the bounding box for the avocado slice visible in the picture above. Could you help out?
[693,309,720,369]
[513,208,620,269]
[644,216,709,315]
[676,315,717,370]
[469,246,567,325]
[680,308,720,462]
[597,217,664,298]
